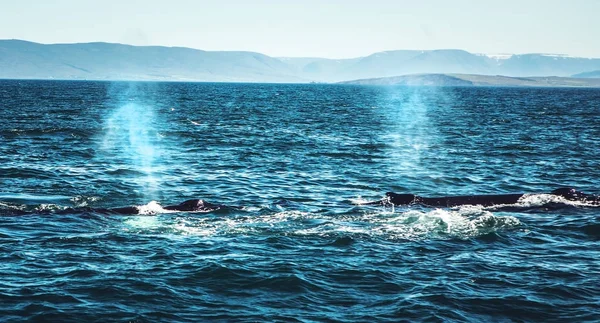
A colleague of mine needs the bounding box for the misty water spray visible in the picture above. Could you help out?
[102,85,162,200]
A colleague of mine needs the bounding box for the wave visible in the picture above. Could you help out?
[3,193,595,241]
[485,193,600,211]
[119,207,521,241]
[0,127,95,138]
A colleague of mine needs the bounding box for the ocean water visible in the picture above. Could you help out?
[0,80,599,322]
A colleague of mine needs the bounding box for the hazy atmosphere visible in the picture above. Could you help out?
[1,0,599,58]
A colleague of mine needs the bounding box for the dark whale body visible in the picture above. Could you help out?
[108,199,227,215]
[37,199,229,216]
[382,188,600,207]
[2,188,598,217]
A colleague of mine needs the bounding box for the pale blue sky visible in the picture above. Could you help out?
[1,0,598,58]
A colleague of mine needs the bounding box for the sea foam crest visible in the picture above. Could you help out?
[487,193,599,209]
[135,201,170,215]
[119,205,520,241]
[34,204,67,212]
[375,207,521,240]
[0,202,24,210]
[70,195,101,207]
[349,197,373,205]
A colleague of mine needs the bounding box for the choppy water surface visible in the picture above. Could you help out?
[1,80,599,322]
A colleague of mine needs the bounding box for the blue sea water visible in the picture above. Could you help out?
[0,80,599,322]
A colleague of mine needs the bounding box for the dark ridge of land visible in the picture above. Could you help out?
[338,73,600,87]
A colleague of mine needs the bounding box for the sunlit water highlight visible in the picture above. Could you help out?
[0,81,599,322]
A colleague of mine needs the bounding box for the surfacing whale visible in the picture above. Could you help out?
[374,188,600,207]
[107,199,228,215]
[0,199,230,216]
[3,188,598,217]
[0,199,236,216]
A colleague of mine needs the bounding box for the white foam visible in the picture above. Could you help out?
[135,201,171,215]
[70,195,101,207]
[172,219,217,236]
[0,202,28,214]
[375,208,520,240]
[349,197,374,205]
[255,210,311,223]
[123,216,162,230]
[34,204,66,212]
[517,194,564,207]
[289,206,521,240]
[484,193,599,209]
[118,203,521,241]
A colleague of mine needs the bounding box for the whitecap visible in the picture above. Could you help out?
[135,201,171,215]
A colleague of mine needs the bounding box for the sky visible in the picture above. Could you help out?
[1,0,599,58]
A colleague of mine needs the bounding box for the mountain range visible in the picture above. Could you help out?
[2,39,600,83]
[339,73,600,87]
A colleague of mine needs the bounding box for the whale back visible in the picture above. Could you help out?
[163,199,203,211]
[551,188,584,201]
[165,199,221,212]
[551,187,600,204]
[385,192,417,205]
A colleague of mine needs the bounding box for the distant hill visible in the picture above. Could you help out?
[572,70,600,78]
[499,55,600,77]
[339,74,473,86]
[278,57,361,83]
[284,50,600,82]
[2,40,600,83]
[0,40,303,82]
[339,73,600,87]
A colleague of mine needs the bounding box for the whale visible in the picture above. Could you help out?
[376,188,600,207]
[0,199,232,217]
[2,188,598,217]
[107,199,227,214]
